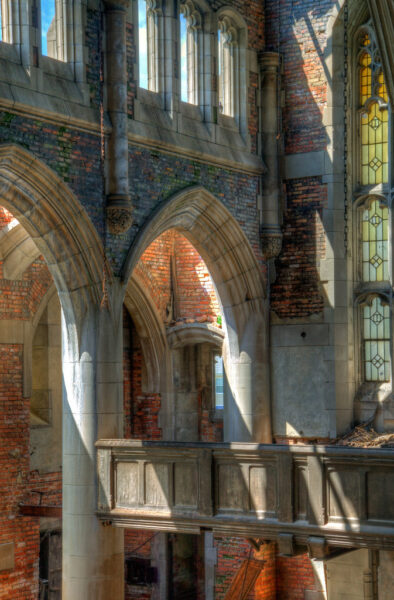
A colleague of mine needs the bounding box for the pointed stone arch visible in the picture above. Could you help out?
[0,144,104,315]
[123,185,271,442]
[0,144,124,599]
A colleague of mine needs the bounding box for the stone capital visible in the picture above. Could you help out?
[106,194,133,234]
[258,51,281,72]
[261,229,283,259]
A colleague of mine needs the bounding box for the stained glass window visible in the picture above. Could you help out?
[361,198,388,282]
[359,52,371,105]
[363,297,390,381]
[361,102,389,185]
[358,32,389,186]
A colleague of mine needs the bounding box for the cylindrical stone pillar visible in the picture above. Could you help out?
[259,51,282,259]
[105,0,133,234]
[62,291,125,600]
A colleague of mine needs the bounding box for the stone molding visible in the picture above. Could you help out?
[166,322,224,349]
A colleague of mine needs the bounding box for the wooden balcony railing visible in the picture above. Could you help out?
[96,440,394,552]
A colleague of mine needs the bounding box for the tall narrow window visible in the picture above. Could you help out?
[138,0,149,89]
[358,31,389,185]
[41,0,56,58]
[138,0,159,92]
[218,16,237,117]
[179,1,200,105]
[363,297,390,382]
[353,21,392,389]
[213,353,224,409]
[361,198,388,282]
[180,11,188,102]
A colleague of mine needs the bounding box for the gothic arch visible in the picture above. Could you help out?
[0,144,104,317]
[123,185,271,442]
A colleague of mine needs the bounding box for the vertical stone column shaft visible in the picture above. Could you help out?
[62,291,125,600]
[105,1,133,234]
[259,52,282,259]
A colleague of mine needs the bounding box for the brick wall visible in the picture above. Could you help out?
[276,554,317,600]
[134,230,221,326]
[0,210,62,598]
[214,537,276,600]
[271,177,326,318]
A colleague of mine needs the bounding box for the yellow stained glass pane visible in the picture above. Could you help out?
[361,199,388,282]
[361,33,370,47]
[359,52,372,105]
[377,70,388,103]
[360,102,389,185]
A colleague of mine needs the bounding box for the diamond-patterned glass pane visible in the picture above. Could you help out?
[363,297,390,381]
[369,213,382,227]
[361,199,388,282]
[369,156,382,171]
[369,116,381,131]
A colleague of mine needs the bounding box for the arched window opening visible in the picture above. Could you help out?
[362,296,390,382]
[179,0,200,105]
[358,29,389,186]
[138,0,158,91]
[217,16,237,117]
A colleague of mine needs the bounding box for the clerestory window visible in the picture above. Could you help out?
[138,0,159,92]
[217,16,237,117]
[179,0,200,105]
[40,0,70,61]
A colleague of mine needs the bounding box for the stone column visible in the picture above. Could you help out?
[104,0,133,234]
[259,52,282,260]
[223,308,271,443]
[62,286,125,600]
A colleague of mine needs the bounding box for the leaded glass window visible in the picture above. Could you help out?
[361,198,388,282]
[358,30,389,186]
[363,297,390,381]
